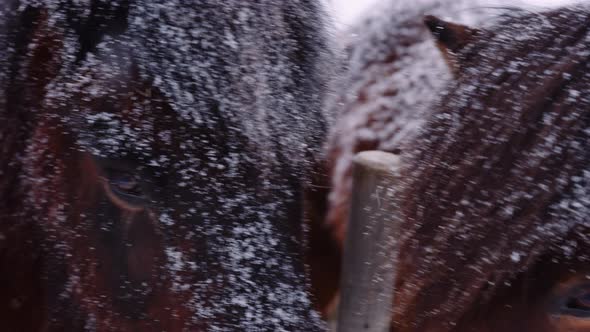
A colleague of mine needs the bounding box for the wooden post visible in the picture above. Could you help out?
[337,151,401,332]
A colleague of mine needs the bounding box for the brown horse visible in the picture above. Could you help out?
[0,0,333,330]
[392,5,590,331]
[310,0,498,316]
[324,0,498,247]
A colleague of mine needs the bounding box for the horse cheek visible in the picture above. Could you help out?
[125,211,160,285]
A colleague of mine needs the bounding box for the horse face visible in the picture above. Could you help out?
[8,2,328,329]
[390,8,590,332]
[27,63,317,329]
[26,68,209,327]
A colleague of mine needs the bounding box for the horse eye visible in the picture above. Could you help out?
[105,168,145,200]
[565,292,590,312]
[93,156,150,207]
[110,173,141,197]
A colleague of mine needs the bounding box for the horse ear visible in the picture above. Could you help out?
[424,15,479,57]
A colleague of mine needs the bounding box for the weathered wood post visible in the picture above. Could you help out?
[337,150,401,332]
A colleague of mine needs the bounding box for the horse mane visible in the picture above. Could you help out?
[394,6,590,330]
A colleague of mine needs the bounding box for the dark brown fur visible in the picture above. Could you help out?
[393,6,590,331]
[0,1,333,330]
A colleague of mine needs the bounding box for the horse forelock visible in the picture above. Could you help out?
[10,0,333,170]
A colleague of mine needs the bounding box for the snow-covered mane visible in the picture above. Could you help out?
[394,5,590,331]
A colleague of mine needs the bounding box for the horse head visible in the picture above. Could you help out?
[0,1,333,330]
[393,6,590,331]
